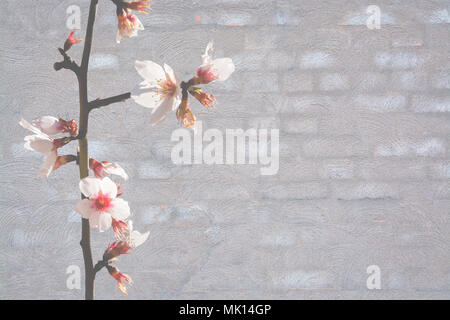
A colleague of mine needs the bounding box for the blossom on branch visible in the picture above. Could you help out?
[31,116,78,136]
[89,158,129,180]
[75,177,131,232]
[19,118,72,177]
[107,265,132,295]
[132,60,182,125]
[115,1,151,43]
[64,30,83,52]
[194,42,235,85]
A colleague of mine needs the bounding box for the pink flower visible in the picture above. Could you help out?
[132,61,182,125]
[107,266,132,295]
[89,158,128,180]
[194,42,235,85]
[75,177,131,232]
[64,30,83,52]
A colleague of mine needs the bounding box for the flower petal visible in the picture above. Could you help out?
[130,230,149,248]
[211,58,235,81]
[149,96,175,126]
[103,162,129,180]
[201,42,214,65]
[163,63,178,84]
[109,198,131,220]
[24,135,54,154]
[38,151,57,178]
[79,177,102,198]
[98,213,113,232]
[131,90,163,109]
[100,177,118,199]
[32,116,62,135]
[135,60,165,84]
[89,212,100,229]
[75,199,96,219]
[19,118,44,135]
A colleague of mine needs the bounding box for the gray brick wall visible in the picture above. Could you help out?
[0,0,449,299]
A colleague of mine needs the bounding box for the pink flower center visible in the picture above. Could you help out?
[93,192,113,213]
[196,66,218,83]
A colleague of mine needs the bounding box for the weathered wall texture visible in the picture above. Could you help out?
[0,0,449,299]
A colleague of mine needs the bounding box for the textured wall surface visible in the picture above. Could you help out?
[1,0,449,299]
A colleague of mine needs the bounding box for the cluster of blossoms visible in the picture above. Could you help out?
[132,41,235,129]
[76,176,148,295]
[20,0,235,298]
[20,113,147,294]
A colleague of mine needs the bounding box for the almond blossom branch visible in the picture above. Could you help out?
[54,48,80,74]
[89,92,131,110]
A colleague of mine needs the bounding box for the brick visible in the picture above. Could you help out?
[303,137,368,158]
[375,138,446,157]
[299,52,334,69]
[282,72,314,92]
[411,95,450,113]
[319,73,350,91]
[332,182,400,200]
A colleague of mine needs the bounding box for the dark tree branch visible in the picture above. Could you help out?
[78,0,99,301]
[89,92,131,110]
[54,48,80,74]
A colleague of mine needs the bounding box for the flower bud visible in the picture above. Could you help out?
[189,88,217,108]
[63,30,83,52]
[112,219,129,239]
[53,154,77,171]
[107,265,132,295]
[103,241,131,262]
[176,99,196,129]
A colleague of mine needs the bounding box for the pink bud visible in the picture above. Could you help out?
[63,30,83,52]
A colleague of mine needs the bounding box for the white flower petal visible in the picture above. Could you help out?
[79,177,102,198]
[24,135,54,154]
[19,118,44,135]
[104,162,129,180]
[135,60,166,84]
[163,63,177,84]
[109,198,131,220]
[38,151,57,178]
[32,116,62,135]
[98,213,112,232]
[75,199,96,219]
[211,58,235,81]
[131,90,163,109]
[130,230,149,248]
[201,42,214,65]
[149,96,176,126]
[100,177,118,199]
[89,212,100,229]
